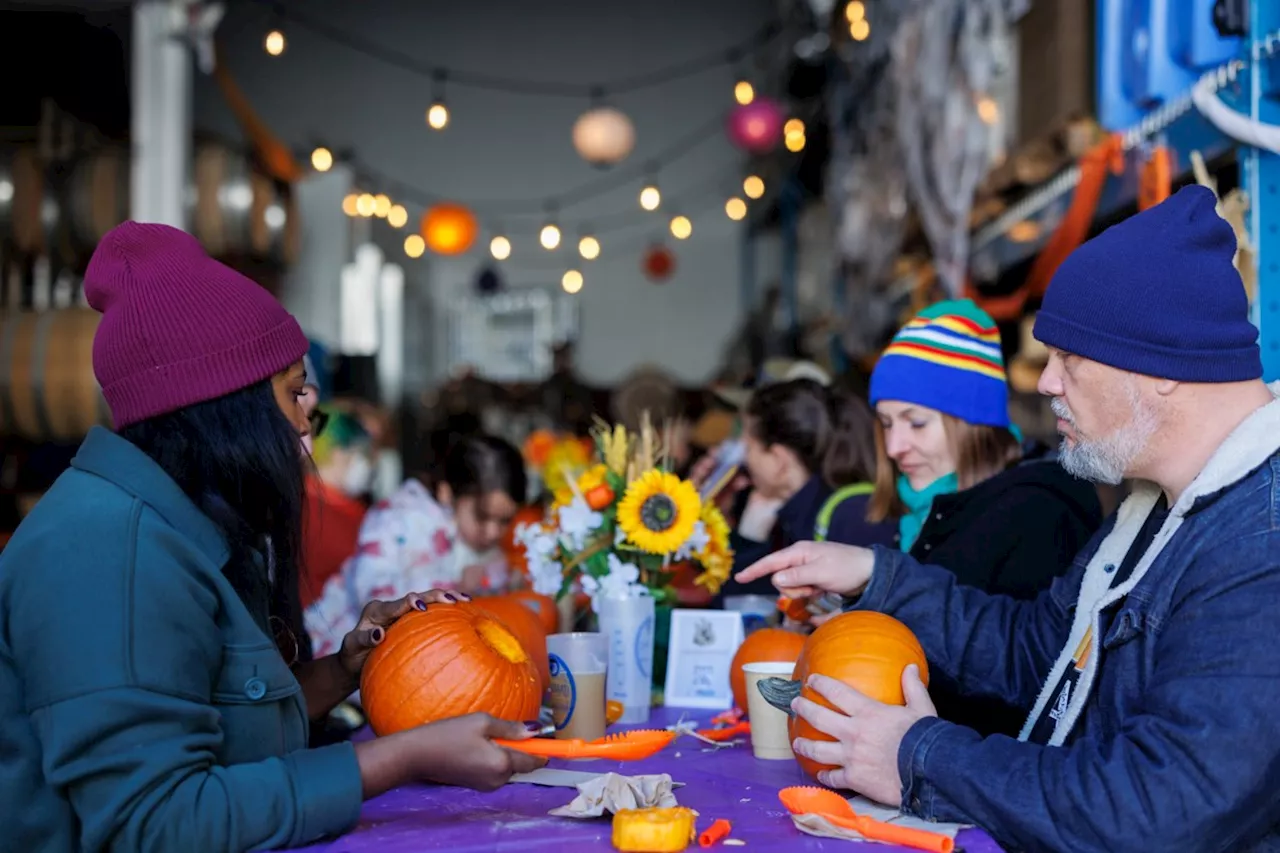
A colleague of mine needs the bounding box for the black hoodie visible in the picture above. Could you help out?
[911,441,1104,737]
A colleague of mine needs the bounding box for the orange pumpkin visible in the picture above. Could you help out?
[730,627,807,713]
[788,611,929,780]
[360,604,542,736]
[508,590,559,635]
[475,595,550,692]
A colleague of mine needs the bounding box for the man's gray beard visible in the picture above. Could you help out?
[1052,391,1157,485]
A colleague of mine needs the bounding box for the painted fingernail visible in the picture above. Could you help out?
[371,627,384,643]
[414,599,428,611]
[444,593,458,602]
[524,721,553,735]
[457,592,472,601]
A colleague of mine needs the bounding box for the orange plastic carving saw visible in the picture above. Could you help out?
[494,728,676,761]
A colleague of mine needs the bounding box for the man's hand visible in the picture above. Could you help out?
[791,665,936,805]
[735,540,876,599]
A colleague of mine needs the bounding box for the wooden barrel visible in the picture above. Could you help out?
[67,146,131,251]
[0,308,110,441]
[2,147,54,257]
[190,141,300,265]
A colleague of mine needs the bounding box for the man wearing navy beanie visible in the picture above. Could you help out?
[738,185,1280,851]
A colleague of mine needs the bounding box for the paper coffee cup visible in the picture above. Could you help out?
[743,661,797,760]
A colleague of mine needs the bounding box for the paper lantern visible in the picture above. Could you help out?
[420,203,479,255]
[726,98,785,154]
[573,107,636,166]
[642,244,675,282]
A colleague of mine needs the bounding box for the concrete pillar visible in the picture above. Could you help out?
[131,0,192,227]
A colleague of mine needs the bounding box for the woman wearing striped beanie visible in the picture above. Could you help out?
[866,299,1103,737]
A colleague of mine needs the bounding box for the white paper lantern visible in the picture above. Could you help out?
[572,107,636,166]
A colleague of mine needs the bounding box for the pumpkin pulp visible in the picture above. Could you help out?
[475,617,529,664]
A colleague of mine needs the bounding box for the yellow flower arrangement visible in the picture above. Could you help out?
[693,503,733,594]
[616,471,702,555]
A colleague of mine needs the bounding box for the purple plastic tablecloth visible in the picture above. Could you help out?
[286,706,1003,852]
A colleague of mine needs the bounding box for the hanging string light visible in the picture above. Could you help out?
[341,193,359,217]
[725,197,747,221]
[784,118,806,152]
[356,193,376,217]
[404,234,426,258]
[264,29,286,56]
[490,235,512,260]
[562,269,584,294]
[670,215,692,240]
[540,223,562,250]
[373,194,392,218]
[578,235,601,260]
[639,183,661,211]
[427,70,450,130]
[743,175,765,199]
[845,1,866,23]
[387,204,408,228]
[850,17,871,41]
[734,80,755,106]
[310,147,333,172]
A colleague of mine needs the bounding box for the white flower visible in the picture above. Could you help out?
[674,520,710,561]
[557,496,603,551]
[580,553,644,613]
[515,523,564,597]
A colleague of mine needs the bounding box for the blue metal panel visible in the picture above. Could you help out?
[1248,1,1280,382]
[1097,0,1242,131]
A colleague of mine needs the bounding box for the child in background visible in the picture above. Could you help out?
[305,433,527,656]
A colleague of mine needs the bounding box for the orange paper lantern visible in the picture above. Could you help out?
[360,604,541,736]
[421,203,479,255]
[788,611,929,780]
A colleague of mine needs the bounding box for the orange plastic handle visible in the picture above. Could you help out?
[695,721,750,742]
[698,818,732,847]
[824,812,954,853]
[493,729,675,761]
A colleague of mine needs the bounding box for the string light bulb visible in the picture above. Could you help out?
[579,236,600,260]
[373,194,392,218]
[387,205,408,228]
[265,30,285,56]
[639,184,661,211]
[404,234,426,259]
[562,270,584,294]
[845,1,866,22]
[725,197,748,221]
[355,193,376,217]
[490,235,512,260]
[310,147,333,172]
[540,223,562,250]
[341,194,359,217]
[743,175,765,199]
[734,80,755,105]
[426,102,450,130]
[784,118,806,153]
[850,18,871,41]
[670,215,692,240]
[785,132,806,152]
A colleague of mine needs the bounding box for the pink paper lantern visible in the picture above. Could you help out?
[726,98,784,154]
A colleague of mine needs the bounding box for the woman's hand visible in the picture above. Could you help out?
[355,713,548,798]
[790,666,935,804]
[734,541,876,599]
[337,589,468,679]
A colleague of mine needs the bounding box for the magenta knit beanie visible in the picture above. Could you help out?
[85,221,310,428]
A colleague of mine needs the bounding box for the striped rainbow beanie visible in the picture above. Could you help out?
[869,299,1011,428]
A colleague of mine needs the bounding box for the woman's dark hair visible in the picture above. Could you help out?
[430,433,528,502]
[746,378,878,488]
[119,379,308,658]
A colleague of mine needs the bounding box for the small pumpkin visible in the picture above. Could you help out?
[611,807,697,852]
[508,589,559,634]
[360,604,542,736]
[474,595,550,692]
[788,611,928,780]
[730,627,806,713]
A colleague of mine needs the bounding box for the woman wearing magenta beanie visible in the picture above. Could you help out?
[0,223,544,852]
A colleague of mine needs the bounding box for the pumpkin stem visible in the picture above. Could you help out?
[757,677,802,716]
[475,618,530,665]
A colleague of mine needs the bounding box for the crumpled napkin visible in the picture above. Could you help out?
[791,795,969,845]
[548,772,679,818]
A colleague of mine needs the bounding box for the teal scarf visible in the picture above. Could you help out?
[897,473,958,552]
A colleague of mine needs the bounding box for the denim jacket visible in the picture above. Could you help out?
[851,386,1280,852]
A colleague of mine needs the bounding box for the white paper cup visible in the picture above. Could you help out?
[743,661,797,760]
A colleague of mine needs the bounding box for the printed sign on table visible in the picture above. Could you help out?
[663,609,745,710]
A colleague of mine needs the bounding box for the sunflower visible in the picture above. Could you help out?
[698,503,731,557]
[694,549,732,594]
[617,471,702,555]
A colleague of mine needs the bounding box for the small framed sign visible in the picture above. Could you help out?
[663,609,746,709]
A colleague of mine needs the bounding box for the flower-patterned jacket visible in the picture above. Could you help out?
[304,478,506,656]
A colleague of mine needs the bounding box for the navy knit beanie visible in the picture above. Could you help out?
[1033,184,1261,382]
